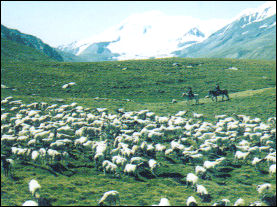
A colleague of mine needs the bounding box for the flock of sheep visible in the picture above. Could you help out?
[1,95,276,206]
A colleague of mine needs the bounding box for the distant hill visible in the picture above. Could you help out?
[1,38,57,62]
[1,24,63,62]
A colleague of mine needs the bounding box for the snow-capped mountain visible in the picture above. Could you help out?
[58,11,228,61]
[176,1,276,60]
[58,1,276,61]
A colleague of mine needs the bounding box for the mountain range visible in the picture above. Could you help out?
[1,1,276,62]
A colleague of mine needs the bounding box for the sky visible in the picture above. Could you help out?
[1,1,269,48]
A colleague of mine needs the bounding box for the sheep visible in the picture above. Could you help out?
[1,155,14,177]
[22,200,38,206]
[257,183,272,194]
[148,159,159,176]
[233,198,245,206]
[203,160,219,170]
[269,164,276,176]
[98,190,120,206]
[249,201,265,206]
[102,160,119,176]
[252,157,263,170]
[124,163,138,177]
[22,197,51,206]
[212,199,230,206]
[186,173,198,187]
[158,197,171,206]
[193,112,204,120]
[234,151,250,163]
[187,196,198,206]
[112,155,127,169]
[196,184,209,201]
[29,179,41,198]
[31,151,40,162]
[94,153,105,169]
[195,166,207,177]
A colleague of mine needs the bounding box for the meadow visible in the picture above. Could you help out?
[1,55,276,206]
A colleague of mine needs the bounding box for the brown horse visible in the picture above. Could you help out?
[207,89,229,102]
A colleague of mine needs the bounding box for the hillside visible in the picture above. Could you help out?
[1,38,57,63]
[1,25,63,62]
[1,57,276,120]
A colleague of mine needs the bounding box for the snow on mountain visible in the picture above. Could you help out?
[232,1,276,27]
[59,10,228,61]
[58,1,276,61]
[176,1,276,60]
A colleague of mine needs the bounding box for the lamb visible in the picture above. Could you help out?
[233,198,245,206]
[29,179,41,198]
[98,190,120,206]
[186,196,198,206]
[186,173,198,187]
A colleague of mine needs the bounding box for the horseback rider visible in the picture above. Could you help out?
[187,87,194,98]
[215,84,221,93]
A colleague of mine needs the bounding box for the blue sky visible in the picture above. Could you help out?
[1,1,268,47]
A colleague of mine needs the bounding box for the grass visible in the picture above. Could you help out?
[1,46,276,206]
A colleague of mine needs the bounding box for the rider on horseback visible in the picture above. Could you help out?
[187,87,194,98]
[215,84,221,93]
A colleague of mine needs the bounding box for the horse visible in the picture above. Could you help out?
[206,89,229,102]
[182,93,199,105]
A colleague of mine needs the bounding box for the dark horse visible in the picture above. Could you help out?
[207,89,230,102]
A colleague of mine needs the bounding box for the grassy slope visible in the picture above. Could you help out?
[1,57,276,120]
[1,44,276,206]
[1,38,57,63]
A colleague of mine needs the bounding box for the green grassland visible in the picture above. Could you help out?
[1,43,276,206]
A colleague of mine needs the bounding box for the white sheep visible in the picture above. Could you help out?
[124,163,138,177]
[257,183,272,194]
[251,157,263,170]
[235,151,250,162]
[98,190,120,206]
[29,179,41,198]
[1,155,14,177]
[31,151,40,162]
[196,184,209,200]
[186,173,198,187]
[187,196,198,206]
[22,200,38,206]
[102,160,117,173]
[158,197,171,206]
[233,198,245,206]
[195,166,206,176]
[269,164,276,176]
[148,159,159,176]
